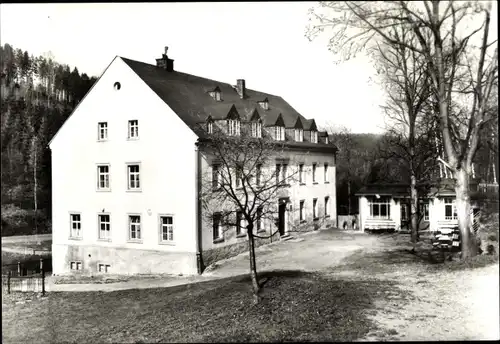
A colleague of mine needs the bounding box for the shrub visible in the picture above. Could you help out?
[1,204,50,236]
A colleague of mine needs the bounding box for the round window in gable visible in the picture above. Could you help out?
[113,82,121,90]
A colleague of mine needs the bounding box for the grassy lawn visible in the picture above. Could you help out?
[2,270,404,343]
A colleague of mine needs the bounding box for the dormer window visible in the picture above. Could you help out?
[251,120,262,138]
[228,119,240,136]
[209,87,222,102]
[258,98,269,110]
[275,126,285,141]
[295,129,303,142]
[311,130,318,143]
[325,136,329,144]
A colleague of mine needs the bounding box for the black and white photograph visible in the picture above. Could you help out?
[1,2,498,342]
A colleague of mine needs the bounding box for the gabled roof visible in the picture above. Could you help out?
[121,57,313,139]
[303,119,318,131]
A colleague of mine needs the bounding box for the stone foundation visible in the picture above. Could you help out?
[52,244,198,276]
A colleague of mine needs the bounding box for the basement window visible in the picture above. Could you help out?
[98,263,111,273]
[70,261,82,271]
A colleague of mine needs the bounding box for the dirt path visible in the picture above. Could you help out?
[47,229,375,292]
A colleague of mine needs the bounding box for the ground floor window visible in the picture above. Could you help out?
[160,215,174,242]
[213,213,223,241]
[368,197,391,219]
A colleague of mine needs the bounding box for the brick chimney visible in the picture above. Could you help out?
[236,79,246,99]
[156,46,174,72]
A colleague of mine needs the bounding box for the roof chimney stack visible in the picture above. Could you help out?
[156,46,175,72]
[236,79,246,99]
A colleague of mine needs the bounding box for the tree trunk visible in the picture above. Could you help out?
[455,169,477,259]
[33,146,38,232]
[347,179,351,215]
[410,174,418,244]
[247,224,260,297]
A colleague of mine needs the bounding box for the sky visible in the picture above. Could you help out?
[1,2,495,134]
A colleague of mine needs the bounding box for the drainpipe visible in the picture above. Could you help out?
[195,143,204,274]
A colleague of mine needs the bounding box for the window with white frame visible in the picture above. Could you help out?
[275,126,285,141]
[325,136,329,144]
[228,119,240,136]
[368,197,391,219]
[160,215,174,242]
[311,130,318,143]
[127,164,140,190]
[251,121,262,138]
[207,121,213,134]
[97,165,110,190]
[213,213,223,241]
[98,122,108,141]
[299,164,305,184]
[256,207,263,232]
[299,200,305,222]
[324,163,329,183]
[70,213,81,238]
[312,163,317,183]
[212,164,220,191]
[128,215,141,240]
[236,211,245,236]
[98,214,111,240]
[313,198,318,219]
[324,196,330,217]
[444,198,457,220]
[281,164,288,183]
[295,129,303,142]
[128,120,139,139]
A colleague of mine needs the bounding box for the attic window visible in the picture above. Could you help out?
[251,120,262,138]
[274,126,285,141]
[209,89,222,102]
[228,119,241,136]
[295,129,303,142]
[258,99,269,110]
[114,82,121,90]
[311,130,318,144]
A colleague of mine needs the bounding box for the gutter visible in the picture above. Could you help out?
[195,142,204,274]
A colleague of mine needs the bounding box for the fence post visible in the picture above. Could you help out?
[41,266,45,296]
[7,271,11,294]
[17,261,21,276]
[40,258,44,273]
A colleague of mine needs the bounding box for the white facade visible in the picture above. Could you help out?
[50,57,199,275]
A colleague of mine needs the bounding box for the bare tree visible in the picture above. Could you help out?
[199,127,304,300]
[307,1,498,258]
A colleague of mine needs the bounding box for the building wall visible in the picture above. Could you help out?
[199,148,336,266]
[50,57,199,275]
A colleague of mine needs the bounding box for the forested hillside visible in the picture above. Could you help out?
[1,43,97,236]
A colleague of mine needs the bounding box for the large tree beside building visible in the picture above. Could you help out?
[307,1,498,258]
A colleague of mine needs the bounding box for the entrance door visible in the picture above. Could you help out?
[278,203,286,236]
